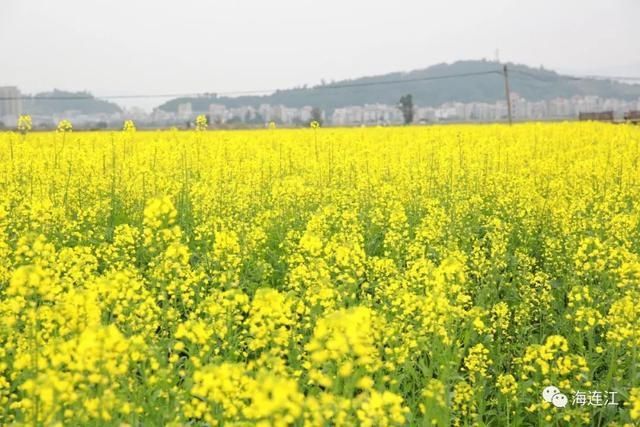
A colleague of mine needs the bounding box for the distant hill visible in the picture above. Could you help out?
[23,90,122,115]
[157,60,640,113]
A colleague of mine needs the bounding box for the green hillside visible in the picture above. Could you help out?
[158,60,640,113]
[23,90,122,115]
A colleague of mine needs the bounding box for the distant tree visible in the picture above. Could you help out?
[398,94,414,125]
[226,116,242,125]
[248,112,265,125]
[310,107,323,126]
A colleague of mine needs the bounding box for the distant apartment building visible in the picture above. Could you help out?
[329,93,640,125]
[332,104,403,126]
[133,94,640,128]
[208,104,228,124]
[509,93,528,120]
[0,86,22,123]
[279,107,298,124]
[5,85,637,129]
[548,98,574,117]
[231,106,258,122]
[177,102,193,120]
[465,103,495,121]
[203,103,318,125]
[151,108,175,125]
[526,101,548,120]
[299,106,313,123]
[414,106,436,122]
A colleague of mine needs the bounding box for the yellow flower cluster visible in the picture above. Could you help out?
[122,119,136,132]
[0,122,638,425]
[186,363,304,426]
[630,387,640,420]
[56,119,73,133]
[463,343,492,383]
[195,114,208,131]
[496,373,517,397]
[17,115,32,134]
[305,306,381,389]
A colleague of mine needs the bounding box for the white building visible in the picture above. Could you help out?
[208,104,228,124]
[177,102,193,120]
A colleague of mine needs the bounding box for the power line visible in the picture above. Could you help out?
[1,68,637,103]
[319,70,501,89]
[509,69,581,82]
[510,69,640,83]
[0,70,502,102]
[0,89,277,102]
[579,75,640,82]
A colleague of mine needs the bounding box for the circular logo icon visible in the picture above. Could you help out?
[542,386,560,403]
[551,393,568,408]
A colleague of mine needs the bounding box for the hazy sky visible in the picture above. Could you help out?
[2,0,639,110]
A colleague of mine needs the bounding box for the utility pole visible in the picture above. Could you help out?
[503,64,513,125]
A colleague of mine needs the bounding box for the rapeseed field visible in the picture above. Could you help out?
[0,122,639,425]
